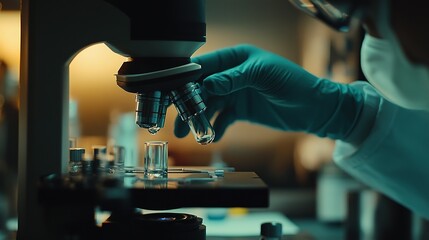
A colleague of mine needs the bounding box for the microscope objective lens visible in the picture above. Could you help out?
[170,82,215,145]
[188,113,215,145]
[148,126,161,135]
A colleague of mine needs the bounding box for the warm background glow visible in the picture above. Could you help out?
[0,11,20,77]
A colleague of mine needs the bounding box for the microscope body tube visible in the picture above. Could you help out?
[106,0,214,144]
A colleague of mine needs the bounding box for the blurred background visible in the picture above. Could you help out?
[0,0,373,238]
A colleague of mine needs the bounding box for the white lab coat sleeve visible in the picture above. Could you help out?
[333,81,429,219]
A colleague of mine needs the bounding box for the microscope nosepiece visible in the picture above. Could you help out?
[117,62,214,144]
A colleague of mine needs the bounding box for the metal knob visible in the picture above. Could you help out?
[260,222,282,239]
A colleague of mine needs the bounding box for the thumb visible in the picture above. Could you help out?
[202,66,249,96]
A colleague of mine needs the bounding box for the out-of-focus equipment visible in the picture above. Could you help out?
[288,0,369,32]
[19,0,268,239]
[0,60,18,238]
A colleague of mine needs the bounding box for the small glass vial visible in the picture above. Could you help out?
[69,148,85,175]
[144,141,168,178]
[260,222,282,240]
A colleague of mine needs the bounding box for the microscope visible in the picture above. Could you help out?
[19,0,268,239]
[106,1,215,145]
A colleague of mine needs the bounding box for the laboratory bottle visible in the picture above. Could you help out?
[112,145,126,175]
[69,148,85,175]
[92,145,107,174]
[260,222,282,240]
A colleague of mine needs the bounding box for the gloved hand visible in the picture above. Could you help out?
[174,44,365,142]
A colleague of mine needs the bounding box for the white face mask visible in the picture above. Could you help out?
[360,0,429,110]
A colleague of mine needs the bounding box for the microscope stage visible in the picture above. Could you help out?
[39,167,269,210]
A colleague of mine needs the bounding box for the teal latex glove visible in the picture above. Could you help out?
[174,44,364,142]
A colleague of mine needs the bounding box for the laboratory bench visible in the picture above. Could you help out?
[7,185,426,239]
[2,214,327,240]
[4,186,327,240]
[3,187,342,240]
